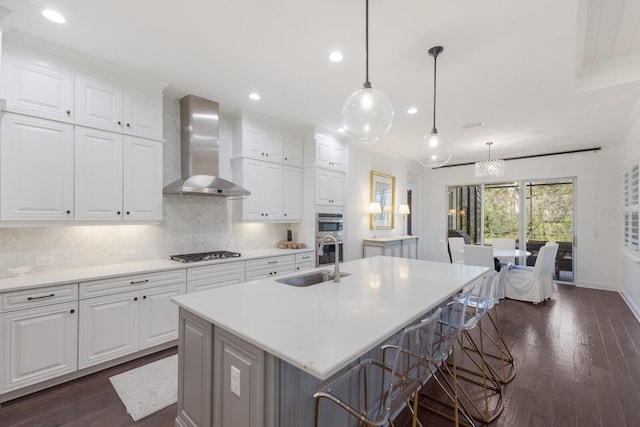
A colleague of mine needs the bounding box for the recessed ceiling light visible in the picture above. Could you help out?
[249,92,260,101]
[407,107,418,115]
[329,51,344,63]
[42,9,66,24]
[337,128,346,133]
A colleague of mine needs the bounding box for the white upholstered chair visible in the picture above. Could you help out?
[492,238,516,265]
[448,237,465,264]
[463,244,494,269]
[440,239,452,263]
[505,242,558,303]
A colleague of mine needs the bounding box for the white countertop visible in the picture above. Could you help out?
[0,248,314,292]
[172,256,487,380]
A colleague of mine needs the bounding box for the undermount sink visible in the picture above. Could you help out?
[276,270,351,287]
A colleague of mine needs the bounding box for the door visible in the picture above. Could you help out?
[1,302,78,393]
[74,127,124,220]
[139,283,185,350]
[0,114,74,221]
[123,137,162,220]
[78,291,139,369]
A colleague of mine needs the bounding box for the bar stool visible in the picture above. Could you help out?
[313,308,441,427]
[453,272,505,423]
[419,288,477,427]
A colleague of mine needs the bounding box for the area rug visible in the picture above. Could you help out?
[109,354,178,421]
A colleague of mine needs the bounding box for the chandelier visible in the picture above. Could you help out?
[475,142,505,178]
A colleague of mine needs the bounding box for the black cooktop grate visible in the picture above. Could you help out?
[170,251,241,263]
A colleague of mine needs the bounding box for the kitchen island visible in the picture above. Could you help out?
[171,256,488,427]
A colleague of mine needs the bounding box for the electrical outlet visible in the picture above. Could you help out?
[35,256,54,266]
[122,250,136,260]
[230,365,241,398]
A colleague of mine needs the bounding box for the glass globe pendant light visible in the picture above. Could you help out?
[341,0,394,144]
[417,46,452,168]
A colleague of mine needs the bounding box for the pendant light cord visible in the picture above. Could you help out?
[432,51,437,133]
[363,0,371,88]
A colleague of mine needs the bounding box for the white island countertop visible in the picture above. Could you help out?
[172,256,488,380]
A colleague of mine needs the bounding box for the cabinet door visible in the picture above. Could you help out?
[139,283,185,350]
[245,265,295,281]
[1,302,78,393]
[263,162,283,219]
[75,76,123,133]
[123,89,163,139]
[0,114,74,221]
[316,136,332,168]
[242,159,266,220]
[242,125,265,159]
[315,169,345,206]
[328,172,345,206]
[329,141,346,170]
[1,51,74,122]
[283,166,302,221]
[78,291,139,369]
[283,136,303,166]
[74,127,124,220]
[123,137,162,220]
[261,132,283,163]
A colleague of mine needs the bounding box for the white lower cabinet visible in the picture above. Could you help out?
[187,262,245,293]
[79,271,186,369]
[0,283,79,394]
[245,255,295,281]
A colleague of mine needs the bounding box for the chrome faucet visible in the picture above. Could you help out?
[318,235,341,282]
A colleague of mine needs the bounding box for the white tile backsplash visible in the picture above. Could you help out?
[0,96,291,273]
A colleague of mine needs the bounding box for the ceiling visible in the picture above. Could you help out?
[1,0,640,165]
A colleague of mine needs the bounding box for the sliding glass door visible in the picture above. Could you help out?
[447,178,575,283]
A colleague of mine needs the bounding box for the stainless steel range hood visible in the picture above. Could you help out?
[163,95,250,197]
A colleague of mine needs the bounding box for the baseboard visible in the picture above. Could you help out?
[619,290,640,323]
[572,279,620,292]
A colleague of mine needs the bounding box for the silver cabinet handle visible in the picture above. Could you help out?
[130,279,149,285]
[301,255,310,259]
[27,293,55,301]
[267,260,278,264]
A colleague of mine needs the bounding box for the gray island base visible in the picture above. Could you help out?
[171,256,488,427]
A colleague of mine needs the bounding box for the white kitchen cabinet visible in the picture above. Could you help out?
[295,251,315,271]
[315,134,345,171]
[315,168,345,207]
[79,269,186,368]
[123,136,163,221]
[283,135,303,166]
[234,158,284,221]
[0,282,79,394]
[0,50,74,123]
[283,166,303,220]
[1,301,78,393]
[186,261,245,293]
[75,75,162,139]
[234,122,283,163]
[74,127,124,220]
[245,255,295,281]
[0,113,74,221]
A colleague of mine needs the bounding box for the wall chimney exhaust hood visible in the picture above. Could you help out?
[163,95,250,197]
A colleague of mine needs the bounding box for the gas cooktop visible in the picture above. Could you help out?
[170,251,241,263]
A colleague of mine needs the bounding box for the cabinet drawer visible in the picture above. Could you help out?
[245,264,295,281]
[295,261,315,272]
[80,269,186,299]
[295,252,314,264]
[245,255,295,272]
[187,261,245,293]
[1,283,78,312]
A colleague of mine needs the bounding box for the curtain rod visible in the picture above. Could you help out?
[437,146,602,169]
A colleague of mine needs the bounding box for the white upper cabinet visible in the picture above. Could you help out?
[315,134,345,170]
[74,127,124,220]
[283,166,303,220]
[0,50,74,123]
[123,136,163,220]
[234,122,284,163]
[283,135,303,166]
[234,158,284,221]
[0,114,74,221]
[76,75,162,140]
[315,168,345,207]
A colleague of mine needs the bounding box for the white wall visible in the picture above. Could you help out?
[420,147,621,291]
[0,96,290,273]
[343,144,423,261]
[620,108,640,319]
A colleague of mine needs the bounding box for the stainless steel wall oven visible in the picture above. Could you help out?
[316,213,344,266]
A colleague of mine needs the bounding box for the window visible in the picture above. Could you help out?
[624,163,639,252]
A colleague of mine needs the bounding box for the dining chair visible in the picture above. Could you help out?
[448,237,465,264]
[463,245,494,269]
[439,239,452,263]
[313,308,441,427]
[505,242,558,303]
[491,238,515,265]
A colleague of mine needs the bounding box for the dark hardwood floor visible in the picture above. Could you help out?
[1,285,639,426]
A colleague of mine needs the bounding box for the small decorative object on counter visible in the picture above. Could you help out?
[287,229,292,242]
[277,241,306,249]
